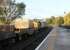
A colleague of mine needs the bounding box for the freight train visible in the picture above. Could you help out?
[0,18,47,43]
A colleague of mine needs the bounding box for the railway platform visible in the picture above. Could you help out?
[35,27,70,50]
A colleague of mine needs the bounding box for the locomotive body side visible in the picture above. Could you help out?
[0,24,15,32]
[32,21,39,30]
[14,19,29,34]
[0,24,16,41]
[40,21,47,28]
[13,19,35,35]
[26,20,35,35]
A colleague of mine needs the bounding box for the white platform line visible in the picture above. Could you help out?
[35,28,55,50]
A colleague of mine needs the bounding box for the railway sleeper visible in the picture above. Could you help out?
[0,37,16,49]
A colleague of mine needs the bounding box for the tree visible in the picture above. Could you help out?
[0,7,4,16]
[64,12,70,25]
[51,16,55,24]
[16,3,25,16]
[46,16,64,26]
[0,0,26,24]
[55,16,64,25]
[47,18,53,25]
[46,16,55,25]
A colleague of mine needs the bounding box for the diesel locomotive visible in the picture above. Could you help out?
[0,18,47,43]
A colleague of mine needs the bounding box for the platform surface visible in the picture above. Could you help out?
[35,27,70,50]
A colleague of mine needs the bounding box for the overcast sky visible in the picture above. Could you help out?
[16,0,70,19]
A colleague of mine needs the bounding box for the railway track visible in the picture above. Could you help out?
[0,27,52,50]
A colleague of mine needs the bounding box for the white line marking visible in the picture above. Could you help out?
[35,28,55,50]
